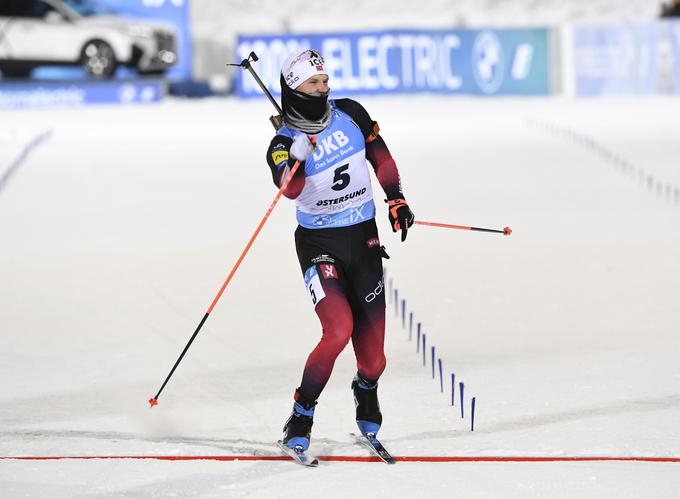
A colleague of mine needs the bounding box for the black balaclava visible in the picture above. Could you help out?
[281,73,329,121]
[280,77,331,133]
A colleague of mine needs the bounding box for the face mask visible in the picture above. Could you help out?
[280,73,332,132]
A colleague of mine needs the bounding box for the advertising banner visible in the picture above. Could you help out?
[572,21,680,96]
[669,21,680,94]
[0,80,164,109]
[235,28,550,97]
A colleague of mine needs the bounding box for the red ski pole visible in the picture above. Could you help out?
[414,220,512,236]
[149,51,300,407]
[149,158,304,407]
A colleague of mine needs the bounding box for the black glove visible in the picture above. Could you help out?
[387,198,415,242]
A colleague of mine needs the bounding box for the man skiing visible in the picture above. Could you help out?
[265,49,414,452]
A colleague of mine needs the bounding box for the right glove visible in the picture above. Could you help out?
[289,133,316,162]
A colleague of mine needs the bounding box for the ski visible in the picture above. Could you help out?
[351,433,396,464]
[276,440,319,467]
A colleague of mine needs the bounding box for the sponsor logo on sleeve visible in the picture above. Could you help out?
[272,150,289,165]
[366,237,380,248]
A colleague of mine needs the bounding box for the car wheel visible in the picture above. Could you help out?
[81,40,117,79]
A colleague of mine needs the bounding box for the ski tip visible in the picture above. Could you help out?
[148,397,158,408]
[503,226,512,236]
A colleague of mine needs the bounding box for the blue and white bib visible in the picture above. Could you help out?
[278,101,376,229]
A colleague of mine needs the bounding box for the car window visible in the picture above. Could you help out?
[0,0,55,18]
[61,0,115,17]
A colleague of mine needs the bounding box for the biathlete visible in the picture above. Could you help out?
[265,49,415,451]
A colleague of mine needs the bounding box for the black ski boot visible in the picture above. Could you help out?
[282,396,316,451]
[352,373,382,437]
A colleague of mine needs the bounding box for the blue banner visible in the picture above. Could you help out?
[235,28,550,97]
[572,21,680,96]
[669,22,680,94]
[0,80,164,109]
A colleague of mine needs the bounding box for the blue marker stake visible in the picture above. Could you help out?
[401,299,406,329]
[422,334,426,366]
[431,346,435,379]
[394,289,398,316]
[416,322,421,347]
[471,397,476,432]
[409,312,413,340]
[438,359,443,393]
[459,382,465,418]
[451,373,455,406]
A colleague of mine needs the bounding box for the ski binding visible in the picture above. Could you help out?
[276,440,319,467]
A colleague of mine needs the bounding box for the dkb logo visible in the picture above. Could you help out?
[312,130,350,161]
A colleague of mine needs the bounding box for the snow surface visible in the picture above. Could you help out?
[1,93,679,497]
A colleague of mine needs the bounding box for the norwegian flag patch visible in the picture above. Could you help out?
[320,263,338,279]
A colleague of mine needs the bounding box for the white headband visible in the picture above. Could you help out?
[282,50,327,90]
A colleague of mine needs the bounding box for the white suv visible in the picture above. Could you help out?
[0,0,178,78]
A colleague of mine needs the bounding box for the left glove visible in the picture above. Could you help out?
[387,198,415,242]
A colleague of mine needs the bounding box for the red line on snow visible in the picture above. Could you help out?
[1,455,679,463]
